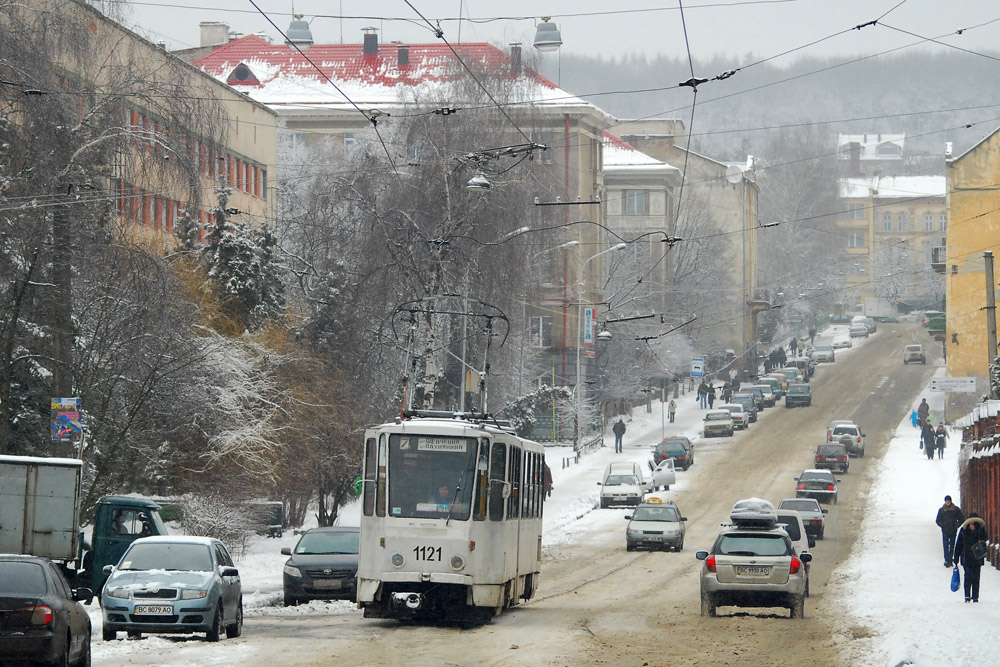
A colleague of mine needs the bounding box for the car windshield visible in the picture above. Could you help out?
[631,506,680,522]
[788,386,808,395]
[295,531,360,555]
[119,542,214,571]
[716,534,790,556]
[0,561,47,595]
[664,438,689,448]
[778,499,820,512]
[800,472,834,483]
[817,445,844,455]
[906,345,922,352]
[605,475,638,486]
[705,413,729,421]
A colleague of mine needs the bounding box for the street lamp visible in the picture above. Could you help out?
[575,242,627,444]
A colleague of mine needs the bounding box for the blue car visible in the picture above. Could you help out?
[101,536,242,642]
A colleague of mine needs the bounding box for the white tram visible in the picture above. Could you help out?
[357,411,545,624]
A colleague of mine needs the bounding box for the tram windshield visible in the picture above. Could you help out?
[388,434,479,520]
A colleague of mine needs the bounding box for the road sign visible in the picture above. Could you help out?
[691,357,705,378]
[929,376,976,392]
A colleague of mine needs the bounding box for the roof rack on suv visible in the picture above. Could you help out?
[729,498,778,527]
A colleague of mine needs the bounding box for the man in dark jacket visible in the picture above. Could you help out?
[612,418,626,453]
[922,422,936,460]
[917,398,930,426]
[955,514,988,602]
[936,495,964,566]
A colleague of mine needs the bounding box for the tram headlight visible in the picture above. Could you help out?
[450,555,465,571]
[390,553,405,568]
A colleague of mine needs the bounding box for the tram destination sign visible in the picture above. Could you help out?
[929,376,976,393]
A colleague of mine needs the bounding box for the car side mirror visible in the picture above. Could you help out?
[73,587,94,605]
[221,566,239,577]
[102,564,114,575]
[800,552,813,563]
[793,478,799,482]
[695,550,709,560]
[836,479,842,483]
[808,536,816,548]
[596,481,602,486]
[281,547,291,556]
[680,517,688,521]
[822,509,829,514]
[624,515,632,520]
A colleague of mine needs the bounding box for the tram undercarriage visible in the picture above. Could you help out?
[361,574,537,625]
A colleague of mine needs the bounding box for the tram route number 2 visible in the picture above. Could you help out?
[413,545,442,561]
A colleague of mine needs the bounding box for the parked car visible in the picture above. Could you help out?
[830,423,865,457]
[717,403,749,429]
[774,368,803,385]
[598,462,651,508]
[737,386,767,410]
[814,442,849,473]
[785,383,812,407]
[756,376,785,398]
[653,437,694,469]
[624,498,687,552]
[729,394,758,423]
[752,384,777,407]
[101,536,242,642]
[777,497,828,540]
[647,458,677,490]
[282,526,360,606]
[831,335,852,349]
[810,345,835,363]
[903,344,926,364]
[829,313,853,324]
[794,469,840,504]
[849,323,869,338]
[696,499,811,618]
[0,555,93,666]
[788,358,816,379]
[703,409,735,437]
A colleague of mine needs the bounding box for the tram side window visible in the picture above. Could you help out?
[489,442,506,521]
[363,437,377,516]
[376,434,387,517]
[528,453,539,518]
[523,452,534,518]
[507,446,522,519]
[474,438,489,521]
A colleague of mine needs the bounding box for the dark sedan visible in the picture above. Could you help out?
[785,383,812,407]
[0,555,93,666]
[652,438,694,470]
[282,526,360,605]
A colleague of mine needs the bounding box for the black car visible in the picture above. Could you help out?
[282,526,360,605]
[785,383,812,407]
[0,555,93,666]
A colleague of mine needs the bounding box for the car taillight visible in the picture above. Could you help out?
[789,556,802,575]
[809,519,821,525]
[8,605,53,626]
[815,456,821,462]
[705,554,717,573]
[857,436,862,444]
[828,485,835,491]
[797,483,804,490]
[841,456,847,462]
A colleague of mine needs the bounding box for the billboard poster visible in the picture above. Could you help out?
[51,397,82,442]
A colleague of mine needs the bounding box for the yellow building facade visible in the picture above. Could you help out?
[945,129,1000,396]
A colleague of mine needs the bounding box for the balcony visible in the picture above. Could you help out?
[931,246,946,274]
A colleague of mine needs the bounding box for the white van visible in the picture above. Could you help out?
[598,462,651,508]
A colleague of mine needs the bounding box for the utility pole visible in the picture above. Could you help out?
[985,252,998,399]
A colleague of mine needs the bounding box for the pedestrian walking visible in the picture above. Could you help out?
[543,462,553,498]
[954,514,989,602]
[612,418,626,453]
[789,337,798,357]
[707,384,716,408]
[697,380,708,408]
[808,327,816,345]
[922,422,936,460]
[917,398,929,427]
[936,495,964,567]
[667,399,677,423]
[722,381,733,403]
[935,424,948,459]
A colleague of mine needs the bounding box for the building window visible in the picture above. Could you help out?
[846,203,866,220]
[534,131,554,164]
[897,213,906,232]
[625,190,647,215]
[846,231,865,248]
[939,213,947,231]
[883,212,892,231]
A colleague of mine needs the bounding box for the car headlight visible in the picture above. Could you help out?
[180,589,208,600]
[106,587,130,599]
[283,564,302,578]
[626,529,638,536]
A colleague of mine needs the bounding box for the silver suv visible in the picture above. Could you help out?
[696,501,812,618]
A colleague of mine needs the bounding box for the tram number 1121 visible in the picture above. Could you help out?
[414,545,443,561]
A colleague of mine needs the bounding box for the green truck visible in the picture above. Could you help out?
[0,454,168,592]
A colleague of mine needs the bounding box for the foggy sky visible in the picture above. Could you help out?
[122,0,1000,66]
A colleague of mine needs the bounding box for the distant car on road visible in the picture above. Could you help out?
[717,403,749,429]
[814,442,849,473]
[830,423,865,457]
[703,409,735,437]
[729,394,758,423]
[831,335,852,349]
[849,323,869,338]
[653,437,694,469]
[903,344,926,364]
[625,498,687,552]
[810,345,835,363]
[795,469,840,505]
[282,526,360,606]
[785,383,812,408]
[777,497,828,540]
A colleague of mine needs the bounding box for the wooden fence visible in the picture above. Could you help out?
[956,400,1000,569]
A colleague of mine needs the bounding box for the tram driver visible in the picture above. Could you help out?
[430,483,452,508]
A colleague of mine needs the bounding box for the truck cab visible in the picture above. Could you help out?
[83,496,168,591]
